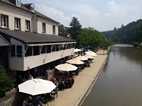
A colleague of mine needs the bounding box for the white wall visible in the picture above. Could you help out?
[0,2,59,35]
[37,17,59,35]
[0,2,33,32]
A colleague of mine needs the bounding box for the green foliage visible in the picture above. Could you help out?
[0,66,14,97]
[68,17,110,49]
[69,17,82,40]
[104,19,142,44]
[78,28,111,49]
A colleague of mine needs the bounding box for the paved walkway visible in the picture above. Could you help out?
[46,54,108,106]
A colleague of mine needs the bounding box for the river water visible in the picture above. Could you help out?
[82,46,142,106]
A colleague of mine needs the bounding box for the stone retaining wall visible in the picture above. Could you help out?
[0,88,16,106]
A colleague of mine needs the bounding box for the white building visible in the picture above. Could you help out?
[0,0,76,72]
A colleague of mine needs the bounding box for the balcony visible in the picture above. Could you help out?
[9,43,75,71]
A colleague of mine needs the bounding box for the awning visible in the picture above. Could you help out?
[55,63,78,72]
[18,78,56,96]
[66,59,84,65]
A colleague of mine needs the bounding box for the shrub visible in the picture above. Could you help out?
[0,66,14,97]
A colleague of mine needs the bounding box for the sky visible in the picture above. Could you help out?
[22,0,142,31]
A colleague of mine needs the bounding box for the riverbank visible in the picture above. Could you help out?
[46,52,108,106]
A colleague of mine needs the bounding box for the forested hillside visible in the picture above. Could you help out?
[104,19,142,44]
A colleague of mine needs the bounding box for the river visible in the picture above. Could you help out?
[82,46,142,106]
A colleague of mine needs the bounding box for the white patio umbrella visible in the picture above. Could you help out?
[85,55,94,59]
[18,78,56,96]
[74,48,82,53]
[66,59,84,65]
[85,50,97,57]
[76,56,88,61]
[55,63,78,72]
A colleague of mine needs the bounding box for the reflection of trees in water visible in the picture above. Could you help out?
[98,56,109,80]
[111,47,142,64]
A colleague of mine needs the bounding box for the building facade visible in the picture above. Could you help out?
[0,0,76,71]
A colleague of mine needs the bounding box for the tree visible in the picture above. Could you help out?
[69,17,82,40]
[78,28,110,49]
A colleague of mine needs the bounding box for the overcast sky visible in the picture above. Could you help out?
[22,0,142,31]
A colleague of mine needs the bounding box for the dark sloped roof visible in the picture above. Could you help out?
[0,34,9,46]
[0,29,75,44]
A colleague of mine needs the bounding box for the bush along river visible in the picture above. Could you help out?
[82,45,142,106]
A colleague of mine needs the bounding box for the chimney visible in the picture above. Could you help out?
[23,3,35,10]
[8,0,21,7]
[8,0,16,4]
[16,0,21,7]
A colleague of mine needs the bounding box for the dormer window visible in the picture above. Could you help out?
[0,14,9,29]
[25,20,31,32]
[53,25,56,34]
[42,23,46,33]
[14,17,21,30]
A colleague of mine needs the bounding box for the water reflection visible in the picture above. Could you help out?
[82,46,142,106]
[112,47,142,64]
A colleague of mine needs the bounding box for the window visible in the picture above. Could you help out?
[11,45,22,57]
[46,45,51,53]
[16,46,22,57]
[14,17,21,30]
[53,25,56,34]
[68,44,73,49]
[25,46,33,57]
[61,44,65,50]
[25,20,31,31]
[73,43,76,48]
[58,45,62,50]
[42,23,46,33]
[51,45,55,52]
[33,46,40,56]
[65,44,69,49]
[63,44,66,49]
[41,46,46,54]
[0,14,9,28]
[53,45,60,51]
[66,44,70,49]
[55,45,59,51]
[11,45,16,57]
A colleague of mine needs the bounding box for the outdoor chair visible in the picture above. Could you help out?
[41,94,49,104]
[57,80,65,90]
